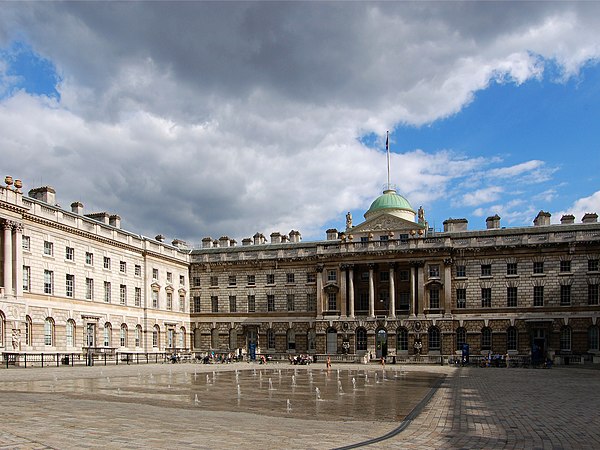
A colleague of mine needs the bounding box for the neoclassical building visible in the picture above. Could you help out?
[2,176,600,363]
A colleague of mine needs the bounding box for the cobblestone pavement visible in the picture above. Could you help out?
[0,362,599,449]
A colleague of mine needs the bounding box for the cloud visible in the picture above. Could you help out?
[554,191,600,224]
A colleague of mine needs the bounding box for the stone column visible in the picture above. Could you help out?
[389,263,396,318]
[316,265,324,317]
[417,263,425,316]
[368,263,375,318]
[13,223,23,297]
[443,258,452,315]
[340,264,347,317]
[410,264,417,317]
[2,221,13,295]
[348,265,355,318]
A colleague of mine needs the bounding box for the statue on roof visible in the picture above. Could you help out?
[346,211,352,230]
[418,206,425,225]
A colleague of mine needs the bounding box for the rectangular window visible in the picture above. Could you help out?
[327,270,337,282]
[166,292,173,310]
[179,275,185,285]
[533,286,544,306]
[267,294,275,312]
[560,285,571,305]
[247,295,256,313]
[120,284,127,305]
[65,246,74,261]
[43,270,53,294]
[533,261,544,274]
[193,276,201,287]
[23,266,30,292]
[179,294,185,312]
[286,273,295,284]
[86,252,93,265]
[152,268,159,279]
[507,287,518,307]
[167,272,172,283]
[306,272,316,283]
[398,292,410,310]
[456,288,466,308]
[135,327,141,347]
[228,275,237,286]
[65,274,74,297]
[481,264,492,277]
[43,241,53,256]
[120,261,127,273]
[429,265,440,278]
[229,295,237,312]
[266,273,275,285]
[211,296,219,313]
[327,292,337,310]
[560,260,571,273]
[481,288,492,307]
[210,276,218,287]
[380,271,389,282]
[429,288,440,309]
[456,265,466,278]
[134,264,141,276]
[307,293,316,311]
[589,284,599,305]
[399,270,410,282]
[135,287,141,307]
[104,281,111,303]
[361,271,369,282]
[152,290,158,308]
[287,294,295,311]
[247,274,256,286]
[103,257,111,270]
[193,296,201,313]
[22,236,30,251]
[506,263,518,276]
[589,259,599,272]
[86,278,94,300]
[379,235,389,242]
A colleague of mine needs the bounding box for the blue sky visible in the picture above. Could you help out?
[1,3,600,243]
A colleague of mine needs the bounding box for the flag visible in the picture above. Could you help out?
[385,132,389,151]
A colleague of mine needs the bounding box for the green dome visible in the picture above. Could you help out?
[365,189,415,217]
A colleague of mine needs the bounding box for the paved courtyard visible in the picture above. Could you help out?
[0,362,599,449]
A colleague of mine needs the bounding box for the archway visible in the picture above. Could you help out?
[376,328,388,358]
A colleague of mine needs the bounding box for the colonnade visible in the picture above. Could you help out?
[1,219,23,298]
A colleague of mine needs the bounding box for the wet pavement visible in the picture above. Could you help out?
[0,362,599,449]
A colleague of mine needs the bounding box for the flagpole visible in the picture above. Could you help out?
[386,130,391,191]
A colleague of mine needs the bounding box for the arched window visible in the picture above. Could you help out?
[25,315,32,346]
[120,324,128,347]
[506,327,518,351]
[44,317,54,346]
[228,328,237,350]
[267,329,275,349]
[66,320,76,347]
[481,327,492,350]
[397,327,408,352]
[560,326,572,352]
[211,328,219,349]
[287,328,296,351]
[194,328,202,349]
[326,327,337,354]
[356,327,367,351]
[428,326,441,351]
[103,323,112,347]
[0,311,5,346]
[589,326,599,351]
[180,327,186,349]
[456,327,467,351]
[307,328,316,352]
[153,325,160,348]
[135,325,142,348]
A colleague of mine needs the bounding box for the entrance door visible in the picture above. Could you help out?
[376,328,388,358]
[326,328,337,354]
[246,327,258,360]
[86,323,96,347]
[532,329,546,364]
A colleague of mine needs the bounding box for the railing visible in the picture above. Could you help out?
[2,352,171,368]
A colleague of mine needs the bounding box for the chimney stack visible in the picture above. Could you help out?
[28,186,56,205]
[71,201,84,215]
[560,214,575,225]
[533,211,551,226]
[486,214,501,229]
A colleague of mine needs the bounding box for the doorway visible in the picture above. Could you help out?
[326,328,338,354]
[376,328,388,358]
[532,328,546,364]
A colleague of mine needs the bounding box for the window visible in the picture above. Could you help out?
[327,292,337,310]
[560,285,571,305]
[380,271,389,282]
[399,270,409,282]
[588,259,599,272]
[180,327,186,349]
[287,294,295,311]
[481,288,491,307]
[25,316,32,346]
[286,273,295,284]
[287,329,296,350]
[43,270,53,294]
[22,236,30,251]
[134,264,141,276]
[356,328,367,351]
[104,281,111,303]
[361,271,369,282]
[153,268,159,279]
[307,328,316,352]
[456,288,466,308]
[211,328,218,349]
[229,295,237,312]
[267,329,276,349]
[120,261,127,273]
[588,326,599,351]
[267,295,275,312]
[228,275,237,286]
[179,294,185,312]
[22,266,30,292]
[65,246,74,261]
[179,275,185,285]
[507,287,518,307]
[103,257,111,270]
[358,291,369,311]
[86,252,93,265]
[152,290,158,308]
[456,327,467,351]
[397,328,408,352]
[211,296,219,313]
[306,272,316,283]
[193,296,201,313]
[166,292,173,310]
[307,293,316,311]
[66,320,75,347]
[210,276,218,287]
[247,295,255,313]
[481,264,492,277]
[456,265,466,278]
[44,318,54,346]
[327,270,337,282]
[506,263,518,276]
[506,327,518,351]
[533,261,544,274]
[120,324,127,347]
[429,288,440,309]
[135,325,141,347]
[153,326,159,348]
[560,327,571,352]
[379,235,389,242]
[135,287,141,306]
[428,327,440,350]
[589,283,599,305]
[429,265,440,278]
[65,274,74,298]
[266,274,275,285]
[533,286,544,307]
[43,241,53,256]
[398,292,410,310]
[86,278,94,300]
[481,327,492,350]
[120,284,127,305]
[560,260,571,273]
[193,277,201,287]
[167,272,172,283]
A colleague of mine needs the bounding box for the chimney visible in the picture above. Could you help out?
[533,211,551,226]
[560,214,575,225]
[171,239,188,250]
[229,239,237,247]
[289,230,301,243]
[109,214,121,228]
[486,214,501,229]
[582,213,598,224]
[253,233,266,245]
[326,228,338,240]
[155,234,165,242]
[270,232,281,244]
[202,237,213,248]
[85,212,110,224]
[219,236,230,248]
[443,218,468,232]
[28,186,56,205]
[242,238,252,246]
[71,201,84,215]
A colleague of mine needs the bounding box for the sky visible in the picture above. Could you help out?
[1,2,600,246]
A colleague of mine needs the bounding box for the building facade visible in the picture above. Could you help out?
[2,176,600,363]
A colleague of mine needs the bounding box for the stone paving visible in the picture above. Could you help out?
[0,362,599,449]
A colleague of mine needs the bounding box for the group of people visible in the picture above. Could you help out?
[288,354,313,365]
[197,351,243,364]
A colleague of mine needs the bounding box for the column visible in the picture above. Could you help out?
[417,263,425,316]
[316,265,324,317]
[389,263,396,318]
[13,223,23,297]
[443,259,452,315]
[3,221,13,295]
[410,265,417,317]
[368,263,375,318]
[348,265,355,318]
[340,265,347,317]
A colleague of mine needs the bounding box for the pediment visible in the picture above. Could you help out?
[349,213,422,234]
